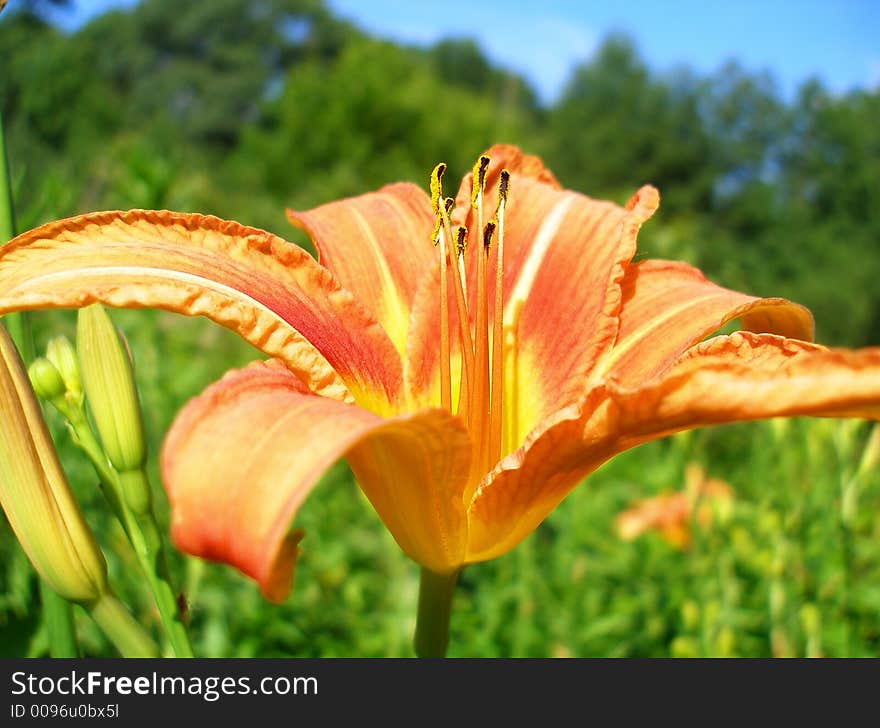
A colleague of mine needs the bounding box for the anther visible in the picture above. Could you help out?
[456,226,468,258]
[430,163,447,212]
[471,156,490,209]
[482,221,496,254]
[498,169,510,203]
[429,164,447,245]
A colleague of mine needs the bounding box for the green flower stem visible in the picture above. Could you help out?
[40,582,79,657]
[3,112,76,655]
[87,593,159,658]
[65,415,193,656]
[124,485,193,657]
[414,567,459,657]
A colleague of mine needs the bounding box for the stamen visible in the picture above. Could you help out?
[488,169,510,465]
[470,158,491,454]
[451,225,474,422]
[471,218,493,476]
[438,223,452,412]
[438,199,475,422]
[430,164,452,412]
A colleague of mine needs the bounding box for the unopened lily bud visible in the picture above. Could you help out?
[46,336,82,403]
[77,305,145,470]
[0,326,108,603]
[77,305,150,513]
[28,357,66,401]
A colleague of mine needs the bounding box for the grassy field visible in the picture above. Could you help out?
[1,309,878,658]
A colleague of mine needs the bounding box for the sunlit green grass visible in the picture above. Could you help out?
[1,310,878,657]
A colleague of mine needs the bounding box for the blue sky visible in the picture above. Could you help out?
[53,0,880,103]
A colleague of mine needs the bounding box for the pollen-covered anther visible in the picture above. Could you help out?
[429,163,448,245]
[482,221,496,254]
[498,168,510,202]
[430,163,447,213]
[455,226,468,258]
[471,156,490,209]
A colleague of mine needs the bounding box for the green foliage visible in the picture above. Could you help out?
[6,313,879,657]
[548,35,714,215]
[230,36,536,228]
[1,0,879,656]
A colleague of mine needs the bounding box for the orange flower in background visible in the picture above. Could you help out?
[0,144,878,602]
[616,464,734,549]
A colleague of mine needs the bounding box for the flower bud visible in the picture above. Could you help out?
[76,305,151,514]
[0,326,108,603]
[46,336,82,403]
[28,357,66,401]
[76,305,145,469]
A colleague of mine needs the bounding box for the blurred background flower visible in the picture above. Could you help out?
[616,463,734,549]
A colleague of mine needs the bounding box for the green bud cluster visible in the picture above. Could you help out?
[76,305,151,514]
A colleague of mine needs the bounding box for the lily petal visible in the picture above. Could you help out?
[0,210,403,409]
[610,332,880,428]
[495,181,658,434]
[467,332,880,561]
[162,360,471,600]
[287,183,435,355]
[597,259,815,385]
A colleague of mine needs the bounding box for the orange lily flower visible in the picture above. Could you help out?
[615,464,734,549]
[0,144,879,609]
